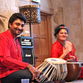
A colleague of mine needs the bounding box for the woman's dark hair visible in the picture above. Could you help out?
[8,13,26,28]
[54,24,69,37]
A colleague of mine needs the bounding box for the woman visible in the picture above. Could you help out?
[50,24,83,79]
[50,24,77,61]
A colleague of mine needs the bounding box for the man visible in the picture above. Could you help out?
[0,13,40,83]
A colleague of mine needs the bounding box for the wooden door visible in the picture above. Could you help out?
[32,13,52,67]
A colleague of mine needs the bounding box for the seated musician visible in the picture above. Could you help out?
[0,12,54,83]
[50,24,83,79]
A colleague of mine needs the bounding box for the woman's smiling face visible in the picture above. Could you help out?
[56,29,68,41]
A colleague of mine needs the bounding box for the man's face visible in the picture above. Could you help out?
[9,19,25,36]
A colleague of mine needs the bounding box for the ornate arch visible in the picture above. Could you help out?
[0,15,7,33]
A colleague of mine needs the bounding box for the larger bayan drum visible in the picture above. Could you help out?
[36,58,68,82]
[65,61,81,82]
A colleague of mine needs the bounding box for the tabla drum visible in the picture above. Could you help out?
[36,58,68,82]
[65,61,81,82]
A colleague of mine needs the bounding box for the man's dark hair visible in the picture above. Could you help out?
[8,13,26,28]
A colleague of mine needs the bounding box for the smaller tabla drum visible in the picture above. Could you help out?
[36,58,68,82]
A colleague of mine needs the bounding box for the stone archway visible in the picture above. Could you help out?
[0,19,5,33]
[0,15,8,33]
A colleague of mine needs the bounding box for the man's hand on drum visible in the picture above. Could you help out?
[27,64,41,82]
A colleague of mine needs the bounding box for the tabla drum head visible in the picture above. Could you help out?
[45,58,67,64]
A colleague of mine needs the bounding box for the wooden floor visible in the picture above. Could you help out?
[54,80,83,83]
[65,80,83,83]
